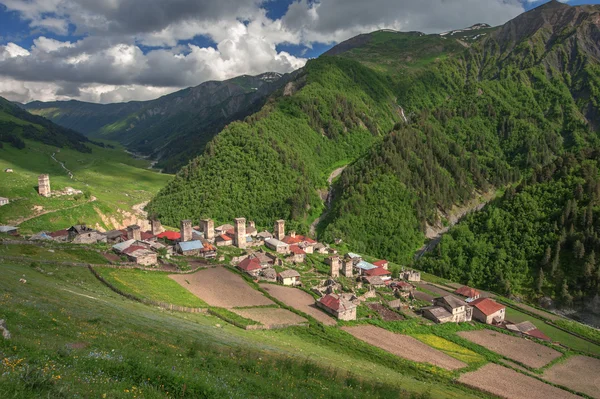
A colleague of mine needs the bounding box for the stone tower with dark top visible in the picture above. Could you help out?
[38,174,51,197]
[151,219,163,236]
[127,225,141,241]
[234,218,246,249]
[342,258,353,277]
[201,218,214,241]
[329,256,340,278]
[274,219,285,240]
[180,220,193,242]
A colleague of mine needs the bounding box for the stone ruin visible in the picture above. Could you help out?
[0,319,11,340]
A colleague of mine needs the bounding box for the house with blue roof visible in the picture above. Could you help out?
[176,240,217,258]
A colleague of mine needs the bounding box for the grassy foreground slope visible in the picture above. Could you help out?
[0,262,487,398]
[0,139,171,234]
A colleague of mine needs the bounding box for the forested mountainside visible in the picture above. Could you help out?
[419,150,600,305]
[23,72,292,172]
[149,1,600,306]
[0,96,92,153]
[146,56,399,227]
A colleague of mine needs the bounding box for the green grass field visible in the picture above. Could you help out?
[0,261,494,398]
[504,307,600,355]
[95,267,208,308]
[0,139,172,234]
[0,243,109,264]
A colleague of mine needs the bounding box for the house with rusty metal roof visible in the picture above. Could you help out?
[470,298,505,324]
[317,293,356,321]
[237,257,262,277]
[454,286,481,301]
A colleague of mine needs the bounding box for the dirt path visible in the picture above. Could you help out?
[51,152,74,179]
[132,201,148,218]
[309,165,348,236]
[11,197,96,226]
[231,308,307,328]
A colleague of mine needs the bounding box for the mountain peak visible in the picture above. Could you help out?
[493,0,599,54]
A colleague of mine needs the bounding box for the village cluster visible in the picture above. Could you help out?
[0,174,550,340]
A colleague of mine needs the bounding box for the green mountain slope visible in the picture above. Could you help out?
[418,151,600,305]
[0,96,92,153]
[326,1,600,302]
[146,56,400,229]
[23,73,294,173]
[21,99,145,135]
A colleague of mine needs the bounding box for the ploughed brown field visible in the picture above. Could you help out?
[259,283,337,325]
[458,329,562,368]
[542,355,600,398]
[459,364,579,399]
[169,267,274,308]
[232,308,307,328]
[342,325,467,370]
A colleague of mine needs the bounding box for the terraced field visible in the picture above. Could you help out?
[459,364,580,399]
[458,329,562,368]
[259,283,336,325]
[542,356,600,398]
[343,325,467,370]
[170,267,274,308]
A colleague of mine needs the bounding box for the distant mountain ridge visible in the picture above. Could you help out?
[23,72,295,172]
[0,96,92,153]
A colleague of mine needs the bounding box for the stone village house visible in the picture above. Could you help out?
[422,295,473,324]
[317,293,357,321]
[277,269,301,286]
[469,298,505,325]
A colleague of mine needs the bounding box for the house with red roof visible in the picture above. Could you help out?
[470,297,505,324]
[157,230,181,242]
[287,245,306,263]
[317,293,357,321]
[454,286,481,301]
[281,232,317,253]
[363,267,392,279]
[372,260,389,270]
[237,257,262,277]
[216,234,233,247]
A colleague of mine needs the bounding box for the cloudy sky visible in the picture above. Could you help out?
[0,0,596,104]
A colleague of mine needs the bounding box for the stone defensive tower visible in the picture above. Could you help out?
[180,220,193,242]
[201,218,215,241]
[127,225,141,241]
[274,219,285,240]
[234,218,246,249]
[329,256,340,278]
[38,174,51,197]
[151,219,163,236]
[342,258,353,277]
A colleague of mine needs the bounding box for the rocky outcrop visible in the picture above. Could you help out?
[0,319,11,340]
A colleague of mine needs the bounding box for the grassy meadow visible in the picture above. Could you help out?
[0,139,172,234]
[95,267,208,308]
[504,307,600,356]
[0,261,494,399]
